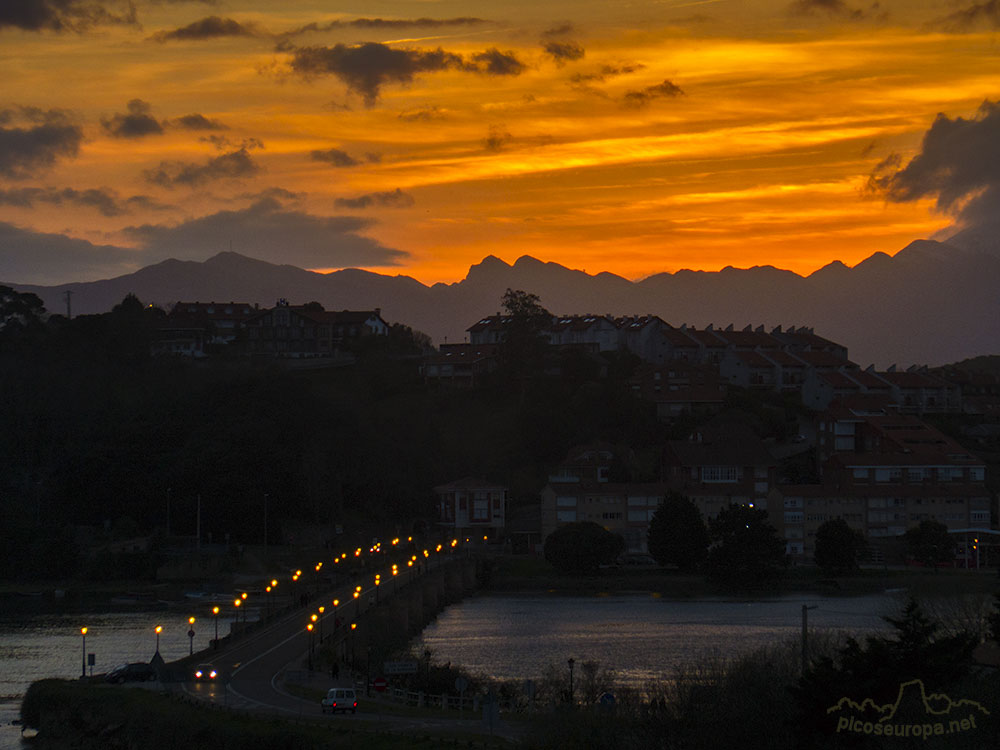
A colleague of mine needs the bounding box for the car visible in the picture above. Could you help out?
[193,664,218,681]
[106,662,157,683]
[321,687,358,714]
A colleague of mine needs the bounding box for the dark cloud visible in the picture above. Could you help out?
[334,189,415,209]
[468,48,525,76]
[867,99,1000,228]
[286,42,525,106]
[542,23,575,37]
[0,0,137,33]
[544,41,585,66]
[310,148,360,167]
[0,186,171,216]
[101,99,164,139]
[125,196,410,268]
[398,106,446,122]
[171,113,228,130]
[149,15,261,42]
[144,146,261,188]
[284,16,488,36]
[571,63,645,85]
[933,0,1000,30]
[0,108,83,179]
[237,186,305,203]
[788,0,887,21]
[0,221,138,284]
[289,43,464,106]
[623,79,685,107]
[483,124,512,152]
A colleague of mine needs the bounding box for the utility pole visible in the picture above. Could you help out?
[196,494,201,553]
[802,605,818,675]
[64,290,73,319]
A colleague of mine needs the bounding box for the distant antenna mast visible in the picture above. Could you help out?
[64,290,73,319]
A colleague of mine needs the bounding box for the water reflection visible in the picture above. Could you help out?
[416,593,898,684]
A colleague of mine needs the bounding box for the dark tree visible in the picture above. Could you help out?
[987,592,1000,644]
[793,597,981,748]
[544,521,624,574]
[0,285,47,344]
[497,288,551,393]
[647,490,709,570]
[903,519,956,568]
[813,518,867,574]
[705,503,785,587]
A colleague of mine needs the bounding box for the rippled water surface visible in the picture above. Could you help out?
[416,592,898,684]
[0,610,246,750]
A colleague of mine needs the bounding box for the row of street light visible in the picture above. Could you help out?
[79,535,474,671]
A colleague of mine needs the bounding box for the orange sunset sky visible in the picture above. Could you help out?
[1,0,999,286]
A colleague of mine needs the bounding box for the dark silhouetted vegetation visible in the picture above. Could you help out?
[647,491,709,571]
[544,522,625,574]
[705,503,786,588]
[814,518,868,575]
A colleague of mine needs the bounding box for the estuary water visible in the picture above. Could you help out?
[0,592,900,748]
[0,609,247,750]
[415,592,901,685]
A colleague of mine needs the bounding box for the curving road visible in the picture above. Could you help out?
[173,560,524,740]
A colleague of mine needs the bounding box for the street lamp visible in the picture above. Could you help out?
[567,658,575,704]
[155,625,163,654]
[307,623,314,671]
[80,627,87,679]
[318,606,325,643]
[374,575,380,604]
[188,617,196,656]
[234,598,242,635]
[212,606,219,649]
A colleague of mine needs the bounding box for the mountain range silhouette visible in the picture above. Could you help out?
[6,234,998,367]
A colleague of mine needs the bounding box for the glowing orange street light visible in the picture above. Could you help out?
[154,625,163,653]
[187,616,196,655]
[80,627,87,678]
[212,606,220,648]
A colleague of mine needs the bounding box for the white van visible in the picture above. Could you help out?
[321,687,358,714]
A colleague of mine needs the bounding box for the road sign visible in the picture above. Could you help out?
[383,660,418,675]
[373,677,387,692]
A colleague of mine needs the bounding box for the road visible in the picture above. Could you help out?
[171,558,525,741]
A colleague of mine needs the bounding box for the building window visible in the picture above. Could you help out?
[701,466,739,483]
[473,500,488,521]
[556,496,577,507]
[556,510,577,523]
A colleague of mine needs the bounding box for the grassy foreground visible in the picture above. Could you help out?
[20,680,508,750]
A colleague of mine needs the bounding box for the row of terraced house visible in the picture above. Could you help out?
[152,300,389,359]
[424,314,992,419]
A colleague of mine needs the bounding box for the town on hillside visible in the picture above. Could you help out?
[1,286,998,578]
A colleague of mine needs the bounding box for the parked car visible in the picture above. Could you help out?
[193,664,217,681]
[321,687,358,714]
[106,662,157,683]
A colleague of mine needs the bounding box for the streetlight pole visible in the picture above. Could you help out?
[155,625,162,654]
[188,617,196,656]
[802,605,818,675]
[80,627,87,679]
[212,606,219,649]
[307,624,314,671]
[567,658,575,704]
[318,606,325,643]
